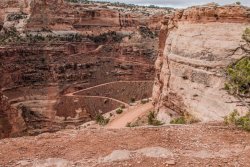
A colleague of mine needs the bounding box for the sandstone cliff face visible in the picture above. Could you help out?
[153,4,250,122]
[0,90,26,139]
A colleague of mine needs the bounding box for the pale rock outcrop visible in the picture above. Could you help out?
[153,4,250,122]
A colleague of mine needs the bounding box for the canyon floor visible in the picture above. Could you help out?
[1,123,250,167]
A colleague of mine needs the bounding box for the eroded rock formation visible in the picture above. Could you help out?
[0,89,26,138]
[153,4,250,122]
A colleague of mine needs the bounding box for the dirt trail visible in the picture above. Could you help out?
[107,102,153,128]
[69,95,128,106]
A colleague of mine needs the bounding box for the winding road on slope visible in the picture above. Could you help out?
[64,81,154,128]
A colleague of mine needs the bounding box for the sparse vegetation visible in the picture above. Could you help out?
[116,108,123,114]
[224,57,250,96]
[0,27,22,44]
[170,113,199,124]
[95,114,110,126]
[147,111,163,126]
[89,31,124,43]
[139,26,155,39]
[224,110,250,131]
[65,0,82,3]
[7,13,28,21]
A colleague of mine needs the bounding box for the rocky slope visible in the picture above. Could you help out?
[153,4,250,122]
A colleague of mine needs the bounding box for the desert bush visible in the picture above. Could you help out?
[147,111,163,126]
[170,113,199,124]
[126,122,138,127]
[116,108,123,114]
[130,97,136,103]
[224,57,250,96]
[224,110,250,131]
[236,1,241,5]
[95,114,109,126]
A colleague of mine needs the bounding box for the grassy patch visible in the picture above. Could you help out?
[224,110,250,131]
[147,111,163,126]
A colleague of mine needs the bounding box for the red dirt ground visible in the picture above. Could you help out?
[1,123,250,167]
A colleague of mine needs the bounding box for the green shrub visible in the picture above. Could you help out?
[95,114,109,126]
[225,57,250,96]
[242,28,250,42]
[116,108,123,114]
[224,110,250,131]
[147,111,163,126]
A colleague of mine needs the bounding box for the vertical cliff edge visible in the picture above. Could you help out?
[153,4,250,122]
